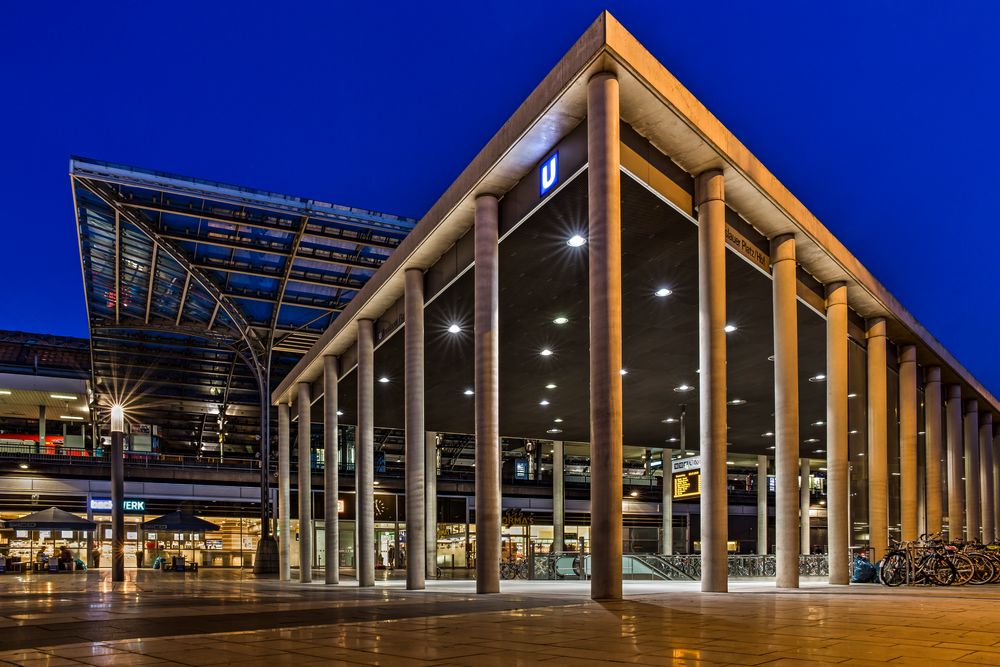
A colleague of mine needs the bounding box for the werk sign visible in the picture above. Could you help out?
[540,152,559,196]
[89,498,146,512]
[672,470,701,500]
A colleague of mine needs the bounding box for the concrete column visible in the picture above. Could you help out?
[110,429,124,582]
[404,268,426,590]
[945,385,965,541]
[756,455,768,555]
[899,345,918,541]
[662,448,673,554]
[825,282,849,583]
[425,431,438,578]
[772,234,799,587]
[474,194,501,594]
[800,458,811,555]
[553,441,565,552]
[588,71,624,600]
[323,355,339,584]
[278,402,291,581]
[866,318,888,562]
[924,367,943,536]
[695,167,728,592]
[37,405,46,454]
[965,399,981,541]
[981,414,995,544]
[297,381,312,583]
[356,319,375,587]
[994,427,1000,540]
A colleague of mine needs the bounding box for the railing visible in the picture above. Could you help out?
[527,552,830,581]
[0,445,261,472]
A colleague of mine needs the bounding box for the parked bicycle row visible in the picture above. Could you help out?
[876,533,1000,586]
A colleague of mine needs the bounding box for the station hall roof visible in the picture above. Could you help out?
[72,157,415,452]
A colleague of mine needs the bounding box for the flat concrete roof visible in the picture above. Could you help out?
[273,11,997,417]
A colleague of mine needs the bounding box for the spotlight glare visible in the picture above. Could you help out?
[378,376,390,384]
[540,348,553,357]
[654,288,672,297]
[567,235,587,247]
[552,316,569,325]
[447,324,462,334]
[724,324,737,333]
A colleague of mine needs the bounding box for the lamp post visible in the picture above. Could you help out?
[110,404,125,583]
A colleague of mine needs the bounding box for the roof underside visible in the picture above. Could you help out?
[72,158,415,453]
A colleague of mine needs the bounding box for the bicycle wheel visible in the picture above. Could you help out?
[948,553,975,585]
[918,554,956,586]
[968,553,994,585]
[879,551,907,586]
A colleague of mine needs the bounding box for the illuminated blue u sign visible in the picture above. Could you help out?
[540,152,559,196]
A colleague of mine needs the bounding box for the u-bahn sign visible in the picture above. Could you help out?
[672,470,701,500]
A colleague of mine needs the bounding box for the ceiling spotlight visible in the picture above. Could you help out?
[553,418,563,423]
[336,410,344,416]
[654,288,672,297]
[849,429,859,435]
[378,376,390,384]
[545,383,557,389]
[567,235,587,247]
[539,399,550,406]
[814,449,825,454]
[373,480,380,486]
[547,428,562,434]
[805,438,819,444]
[847,393,858,399]
[18,463,28,470]
[726,461,734,465]
[619,368,628,376]
[662,417,678,424]
[552,316,569,325]
[812,420,825,427]
[540,348,553,357]
[767,446,775,450]
[808,374,827,383]
[463,389,474,396]
[666,437,679,443]
[728,398,746,406]
[768,355,775,362]
[447,324,462,334]
[762,432,774,437]
[723,324,737,333]
[629,490,639,497]
[673,384,694,392]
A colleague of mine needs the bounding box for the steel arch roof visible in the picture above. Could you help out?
[72,157,415,453]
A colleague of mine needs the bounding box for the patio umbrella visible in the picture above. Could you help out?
[2,507,96,531]
[140,511,220,533]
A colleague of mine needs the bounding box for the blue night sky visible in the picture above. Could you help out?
[2,2,998,394]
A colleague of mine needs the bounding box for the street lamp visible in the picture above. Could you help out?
[110,404,125,583]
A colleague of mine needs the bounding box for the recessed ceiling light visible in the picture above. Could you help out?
[724,324,737,333]
[654,288,672,297]
[619,369,628,376]
[814,449,825,454]
[812,420,825,427]
[728,398,746,406]
[540,348,553,357]
[662,417,678,423]
[547,428,562,434]
[819,467,828,471]
[60,415,84,420]
[666,437,679,443]
[673,384,694,392]
[850,429,859,434]
[847,393,857,399]
[918,431,925,435]
[805,438,819,443]
[809,374,827,382]
[378,377,390,384]
[0,390,10,395]
[768,355,775,362]
[18,463,28,470]
[373,480,380,486]
[762,432,774,437]
[463,389,474,396]
[726,461,734,465]
[50,394,78,400]
[630,490,639,497]
[539,400,550,406]
[767,446,775,450]
[567,235,587,247]
[337,410,344,416]
[553,418,563,423]
[552,316,569,325]
[447,324,462,334]
[545,383,557,389]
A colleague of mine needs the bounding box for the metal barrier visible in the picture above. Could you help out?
[528,552,830,581]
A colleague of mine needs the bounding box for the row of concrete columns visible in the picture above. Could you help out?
[271,69,997,600]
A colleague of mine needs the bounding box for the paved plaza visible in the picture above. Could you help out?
[1,572,1000,666]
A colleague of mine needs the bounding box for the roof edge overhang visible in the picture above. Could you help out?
[273,10,998,415]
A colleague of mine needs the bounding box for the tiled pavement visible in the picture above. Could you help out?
[2,571,1000,665]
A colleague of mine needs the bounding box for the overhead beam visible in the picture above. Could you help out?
[145,243,158,324]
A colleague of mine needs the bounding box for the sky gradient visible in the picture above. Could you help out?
[2,1,997,394]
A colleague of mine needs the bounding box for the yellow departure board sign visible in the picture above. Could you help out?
[673,470,701,499]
